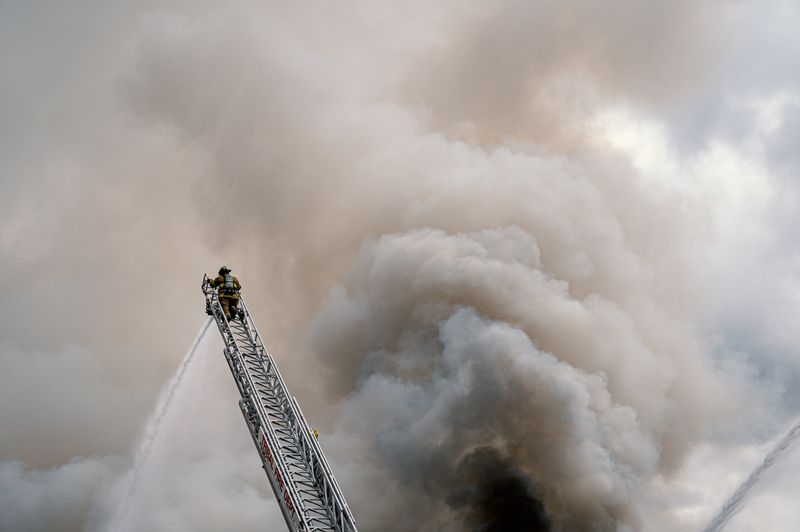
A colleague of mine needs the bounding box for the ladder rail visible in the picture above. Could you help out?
[233,301,345,531]
[201,276,357,532]
[203,278,306,530]
[239,297,357,530]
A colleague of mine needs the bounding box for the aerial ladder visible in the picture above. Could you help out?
[202,275,358,532]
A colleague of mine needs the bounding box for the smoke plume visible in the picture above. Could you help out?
[310,227,730,530]
[3,1,800,531]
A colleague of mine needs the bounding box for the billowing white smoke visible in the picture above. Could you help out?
[0,456,121,532]
[310,228,732,531]
[2,1,777,530]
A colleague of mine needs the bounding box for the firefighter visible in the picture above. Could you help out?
[210,266,242,321]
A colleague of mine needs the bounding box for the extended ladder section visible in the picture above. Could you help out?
[202,276,358,532]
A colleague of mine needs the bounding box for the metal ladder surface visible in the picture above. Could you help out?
[202,276,358,532]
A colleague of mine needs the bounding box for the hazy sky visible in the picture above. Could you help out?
[1,1,800,531]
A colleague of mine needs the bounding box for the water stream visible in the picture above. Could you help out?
[109,317,213,532]
[704,417,800,531]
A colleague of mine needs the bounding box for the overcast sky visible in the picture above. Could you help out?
[1,1,800,531]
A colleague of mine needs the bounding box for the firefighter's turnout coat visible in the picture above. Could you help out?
[210,274,241,300]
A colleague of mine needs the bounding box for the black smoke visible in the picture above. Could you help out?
[448,447,552,532]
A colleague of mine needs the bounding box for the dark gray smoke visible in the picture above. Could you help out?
[311,228,733,531]
[448,447,552,532]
